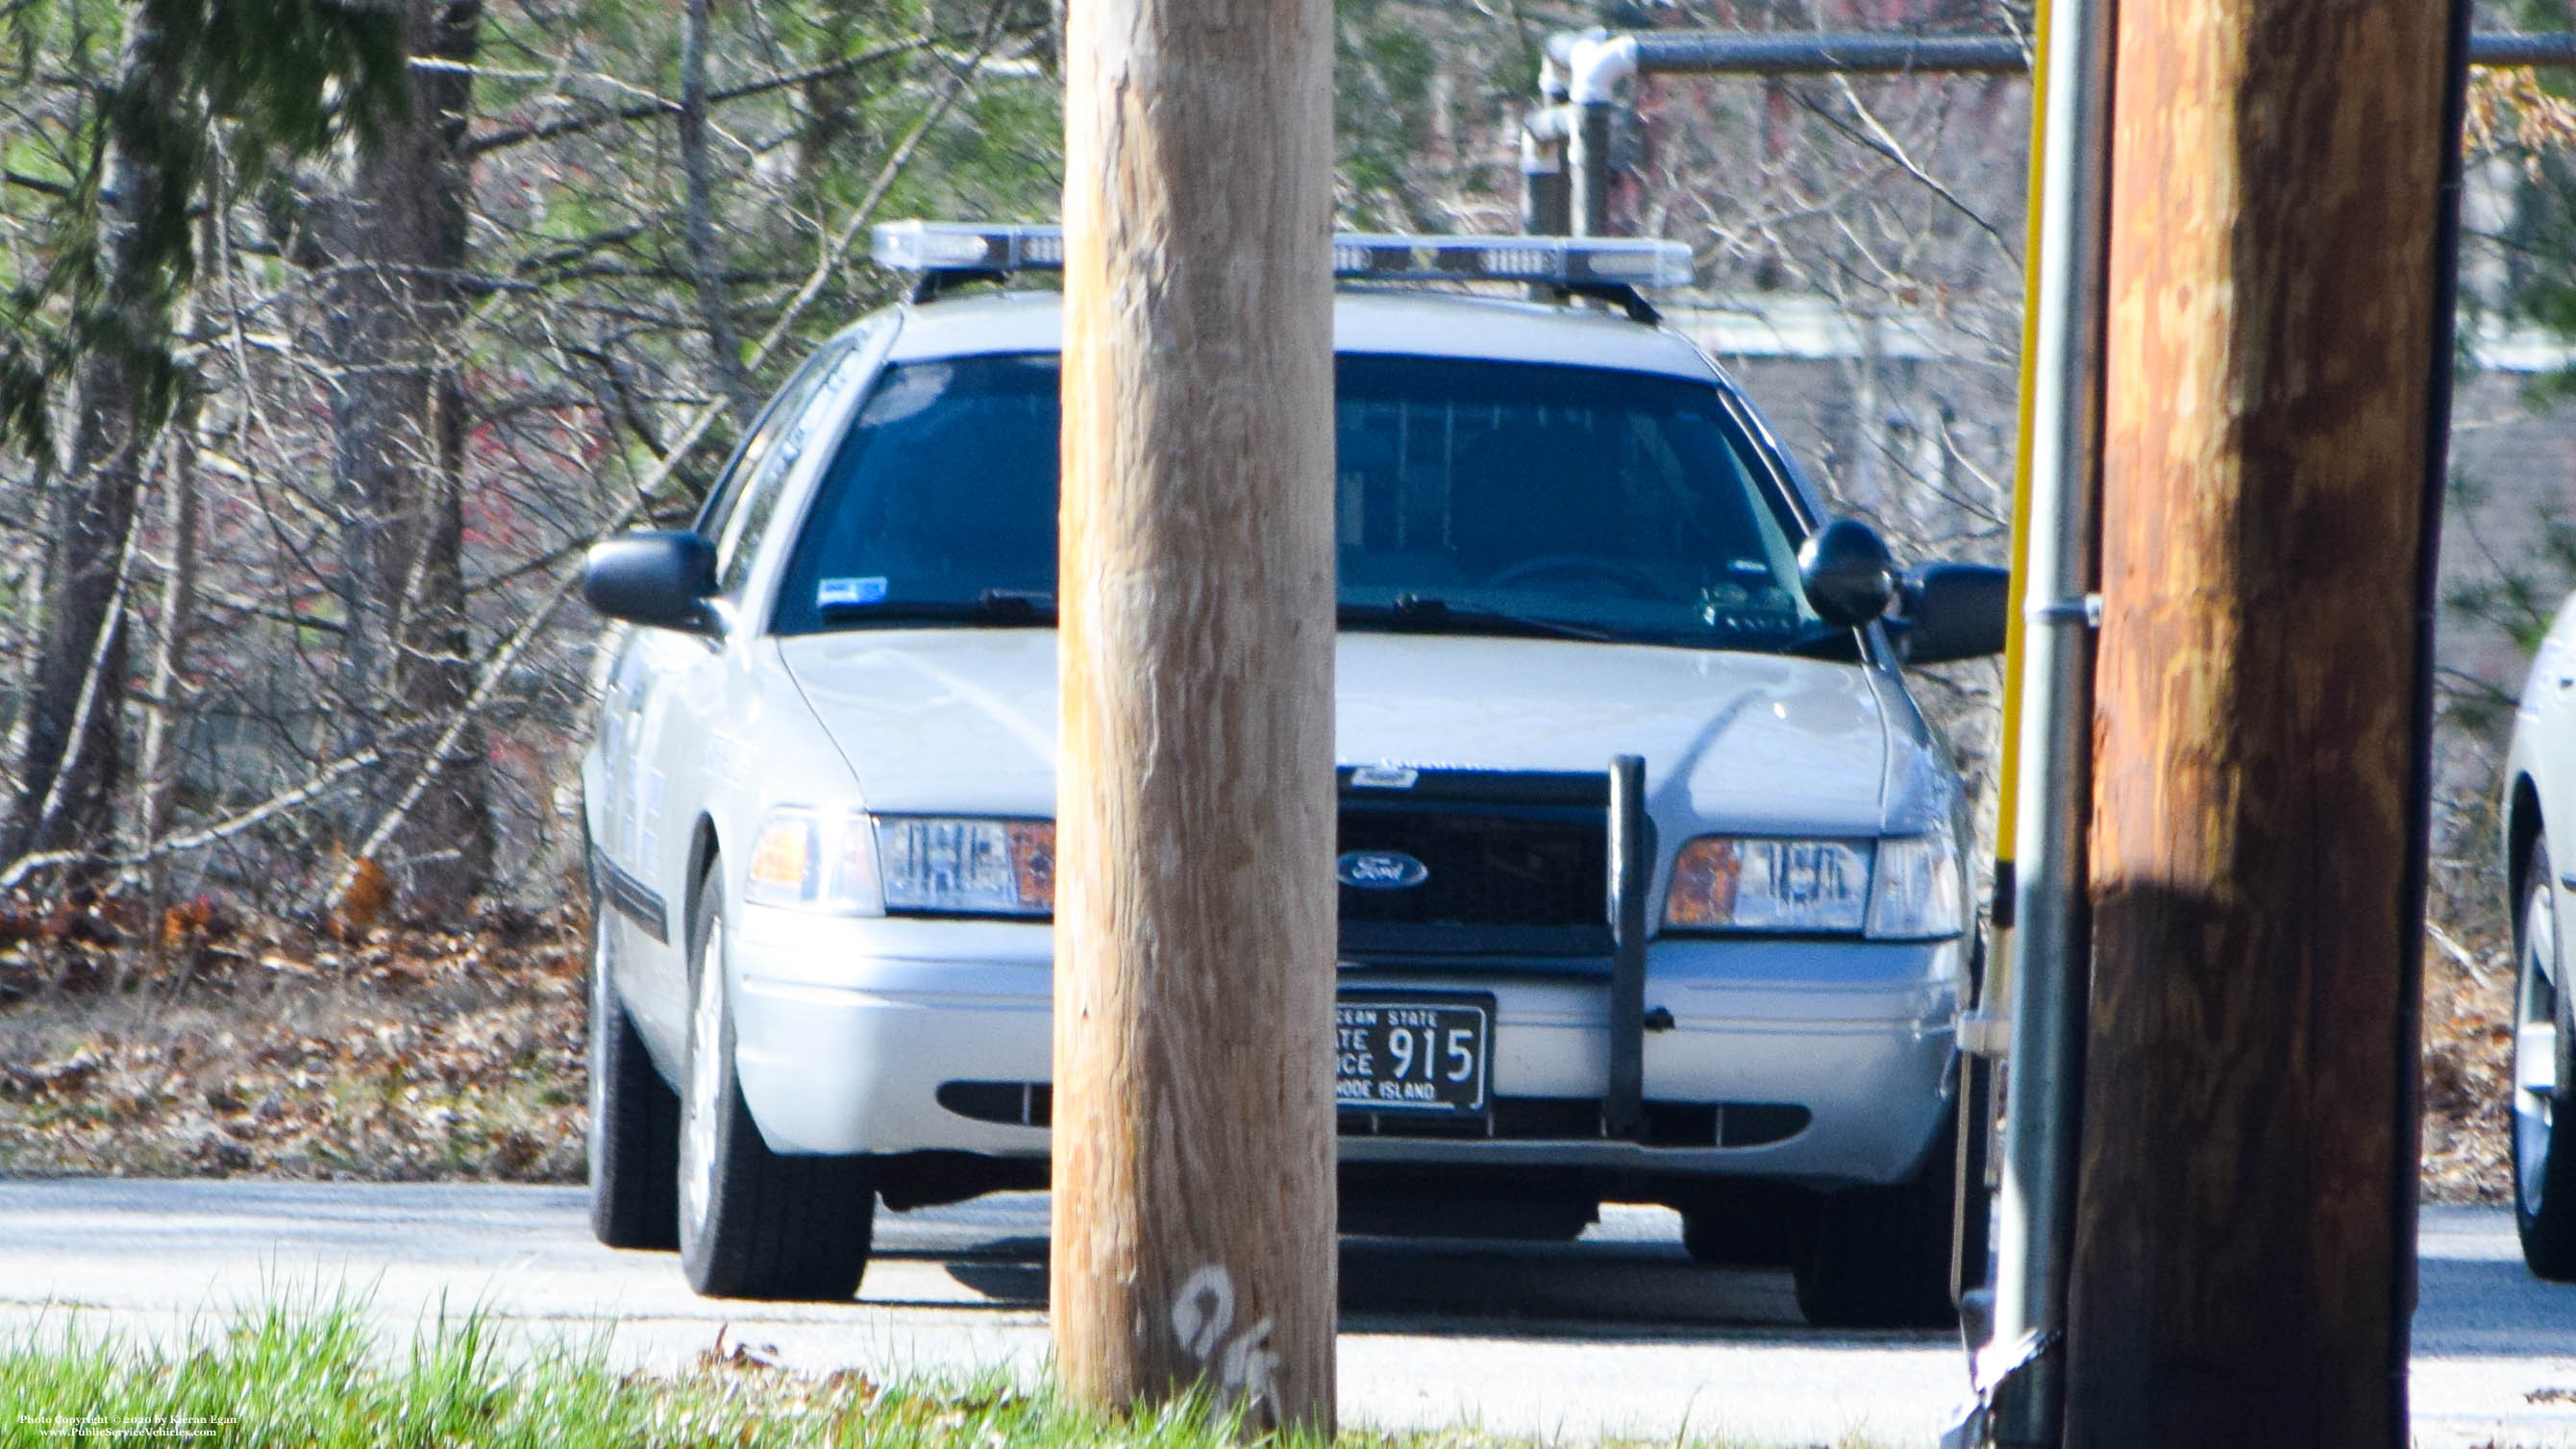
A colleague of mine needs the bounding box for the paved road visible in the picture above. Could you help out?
[1,1181,2571,1446]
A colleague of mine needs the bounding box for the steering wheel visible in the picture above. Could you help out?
[1482,554,1668,600]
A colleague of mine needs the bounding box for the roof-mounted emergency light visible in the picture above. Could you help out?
[1329,233,1692,288]
[873,221,1696,304]
[872,220,1067,273]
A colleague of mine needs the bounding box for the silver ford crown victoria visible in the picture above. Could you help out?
[578,226,2007,1328]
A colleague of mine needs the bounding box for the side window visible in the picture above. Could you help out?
[716,343,872,596]
[694,342,847,562]
[694,406,786,546]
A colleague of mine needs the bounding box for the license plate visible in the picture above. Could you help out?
[1334,992,1493,1114]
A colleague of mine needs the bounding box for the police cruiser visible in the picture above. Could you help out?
[578,222,2007,1327]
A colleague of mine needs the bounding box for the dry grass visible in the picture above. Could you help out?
[0,893,2519,1202]
[0,900,586,1182]
[2421,909,2516,1206]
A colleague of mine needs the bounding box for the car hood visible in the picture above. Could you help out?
[777,629,1903,833]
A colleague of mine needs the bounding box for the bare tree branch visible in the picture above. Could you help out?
[460,29,1019,158]
[314,12,1017,913]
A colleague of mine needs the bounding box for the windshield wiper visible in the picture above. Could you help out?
[816,588,1055,626]
[1337,595,1610,643]
[976,588,1054,619]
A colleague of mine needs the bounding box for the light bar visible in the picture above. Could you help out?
[873,221,1696,290]
[872,220,1065,273]
[1331,233,1694,288]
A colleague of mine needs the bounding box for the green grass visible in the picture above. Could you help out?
[1,1298,1231,1449]
[0,1296,1883,1449]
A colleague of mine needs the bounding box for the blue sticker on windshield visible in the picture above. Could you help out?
[818,577,888,607]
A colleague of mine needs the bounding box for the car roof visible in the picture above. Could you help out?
[877,286,1727,381]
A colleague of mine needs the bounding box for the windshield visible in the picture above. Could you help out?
[772,351,1835,653]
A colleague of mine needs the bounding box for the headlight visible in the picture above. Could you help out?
[1663,827,1965,939]
[1866,826,1966,940]
[742,808,884,915]
[877,817,1053,917]
[1664,836,1873,933]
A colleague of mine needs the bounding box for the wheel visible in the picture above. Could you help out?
[2514,839,2576,1280]
[677,870,876,1300]
[1482,554,1667,599]
[588,891,681,1249]
[1793,1116,1960,1329]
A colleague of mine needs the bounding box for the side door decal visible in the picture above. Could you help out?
[598,856,670,943]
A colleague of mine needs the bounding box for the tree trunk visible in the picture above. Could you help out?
[2062,0,2464,1442]
[679,0,754,424]
[7,2,186,873]
[321,0,491,918]
[1051,0,1338,1426]
[133,419,201,867]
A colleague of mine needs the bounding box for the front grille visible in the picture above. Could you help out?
[1338,809,1605,928]
[1337,770,1614,946]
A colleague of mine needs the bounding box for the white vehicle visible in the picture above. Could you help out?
[2505,592,2576,1280]
[578,225,2008,1327]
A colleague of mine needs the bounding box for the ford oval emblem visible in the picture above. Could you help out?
[1337,850,1429,891]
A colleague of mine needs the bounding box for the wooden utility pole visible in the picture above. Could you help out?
[1052,0,1337,1427]
[2063,0,2466,1444]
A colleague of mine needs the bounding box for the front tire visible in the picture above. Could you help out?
[677,871,876,1301]
[1794,1117,1960,1330]
[587,890,680,1250]
[2514,839,2576,1280]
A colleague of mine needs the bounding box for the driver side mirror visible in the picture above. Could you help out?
[583,530,719,633]
[1797,518,1898,629]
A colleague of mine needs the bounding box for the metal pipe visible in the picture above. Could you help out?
[1521,106,1573,236]
[1948,0,2061,1396]
[1526,43,1573,239]
[1522,146,1572,237]
[1560,33,1637,237]
[1547,27,2568,81]
[1979,0,2111,1442]
[1542,24,2573,250]
[1633,32,2025,75]
[1571,101,1614,236]
[1566,32,1641,102]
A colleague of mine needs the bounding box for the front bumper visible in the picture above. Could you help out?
[727,905,1963,1191]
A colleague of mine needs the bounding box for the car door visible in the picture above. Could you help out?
[589,622,654,968]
